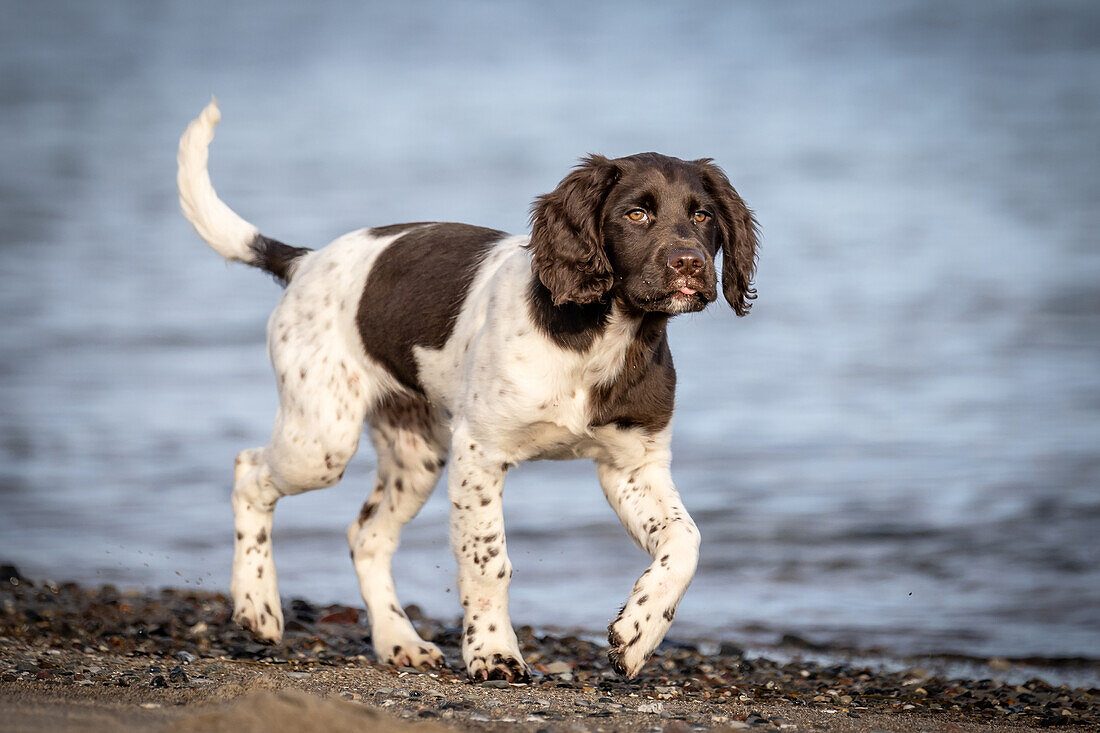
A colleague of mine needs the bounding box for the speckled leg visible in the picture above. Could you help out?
[230,447,283,641]
[449,426,528,682]
[348,394,448,670]
[231,285,377,644]
[596,430,700,679]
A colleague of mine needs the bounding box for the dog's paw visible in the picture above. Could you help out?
[466,651,530,682]
[233,594,283,644]
[382,641,445,670]
[607,614,660,679]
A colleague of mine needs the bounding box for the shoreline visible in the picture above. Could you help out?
[1,572,1097,731]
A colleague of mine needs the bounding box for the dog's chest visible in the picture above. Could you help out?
[481,313,641,460]
[410,245,644,456]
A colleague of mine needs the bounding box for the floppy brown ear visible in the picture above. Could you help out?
[697,159,759,316]
[529,155,620,306]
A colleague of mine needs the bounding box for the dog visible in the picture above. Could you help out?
[177,99,758,681]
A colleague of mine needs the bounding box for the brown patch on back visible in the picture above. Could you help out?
[358,223,504,393]
[368,222,437,238]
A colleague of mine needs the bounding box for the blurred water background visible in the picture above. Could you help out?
[2,1,1099,668]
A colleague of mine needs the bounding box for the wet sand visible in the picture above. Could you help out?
[1,571,1096,732]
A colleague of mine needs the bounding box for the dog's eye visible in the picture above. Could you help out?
[693,211,710,223]
[626,209,648,223]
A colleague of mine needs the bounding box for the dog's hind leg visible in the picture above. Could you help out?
[231,396,369,643]
[231,299,375,643]
[347,393,448,670]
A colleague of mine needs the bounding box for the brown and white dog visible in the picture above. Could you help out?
[177,100,758,681]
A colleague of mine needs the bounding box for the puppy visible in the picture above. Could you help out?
[177,100,758,680]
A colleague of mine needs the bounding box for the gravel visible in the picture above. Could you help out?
[1,572,1097,731]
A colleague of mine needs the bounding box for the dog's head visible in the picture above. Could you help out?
[529,153,758,316]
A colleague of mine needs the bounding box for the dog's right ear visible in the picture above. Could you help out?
[529,155,621,306]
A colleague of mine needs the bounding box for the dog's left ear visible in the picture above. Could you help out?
[529,155,621,306]
[696,159,759,316]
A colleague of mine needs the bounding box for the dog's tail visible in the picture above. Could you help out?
[177,98,310,284]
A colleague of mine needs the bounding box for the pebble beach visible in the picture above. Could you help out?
[2,567,1096,732]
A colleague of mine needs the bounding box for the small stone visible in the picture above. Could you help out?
[719,642,745,657]
[168,666,188,684]
[482,679,511,689]
[544,661,572,676]
[637,702,664,714]
[175,651,196,663]
[0,564,28,585]
[318,607,358,624]
[149,675,167,688]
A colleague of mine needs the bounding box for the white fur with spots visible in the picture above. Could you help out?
[227,229,399,644]
[346,417,448,669]
[595,428,700,678]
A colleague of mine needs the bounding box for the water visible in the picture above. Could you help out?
[2,1,1099,664]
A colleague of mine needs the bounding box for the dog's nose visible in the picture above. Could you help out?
[667,248,705,277]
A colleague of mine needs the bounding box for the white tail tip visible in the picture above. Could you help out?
[177,97,259,263]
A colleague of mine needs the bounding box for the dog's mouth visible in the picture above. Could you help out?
[623,272,717,314]
[630,281,713,315]
[669,277,715,302]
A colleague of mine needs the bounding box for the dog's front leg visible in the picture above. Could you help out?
[597,434,700,678]
[448,427,528,682]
